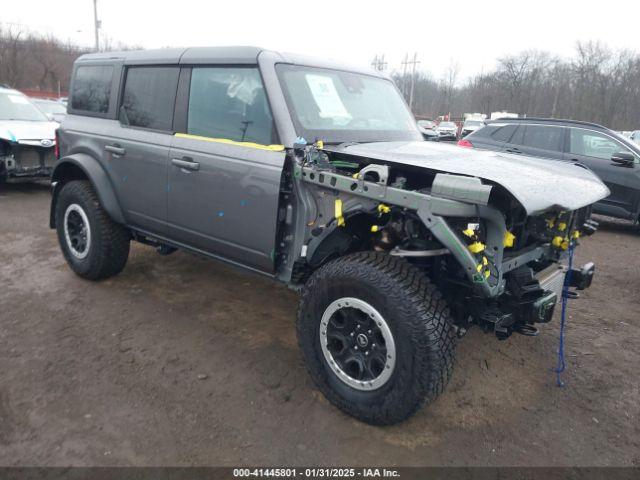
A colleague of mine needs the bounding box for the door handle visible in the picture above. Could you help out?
[105,144,126,156]
[506,147,521,154]
[171,157,200,171]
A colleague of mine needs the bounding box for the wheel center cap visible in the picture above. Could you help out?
[356,333,369,348]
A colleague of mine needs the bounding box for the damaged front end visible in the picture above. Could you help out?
[279,141,608,340]
[1,138,56,181]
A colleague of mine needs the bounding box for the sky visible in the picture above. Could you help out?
[3,0,640,81]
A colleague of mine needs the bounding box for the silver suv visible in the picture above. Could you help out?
[51,47,608,425]
[1,86,58,182]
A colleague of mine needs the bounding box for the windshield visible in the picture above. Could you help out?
[464,120,482,127]
[34,100,67,115]
[0,92,49,122]
[276,64,422,144]
[439,122,456,128]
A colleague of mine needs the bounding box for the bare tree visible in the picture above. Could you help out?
[392,41,640,129]
[0,25,89,94]
[0,25,27,87]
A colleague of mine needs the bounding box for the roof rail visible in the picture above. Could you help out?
[488,117,606,130]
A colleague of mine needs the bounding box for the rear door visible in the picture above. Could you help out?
[564,127,640,217]
[167,66,285,274]
[107,65,180,234]
[501,124,566,159]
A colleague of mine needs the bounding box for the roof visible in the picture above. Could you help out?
[75,46,385,77]
[488,117,607,130]
[77,46,263,65]
[0,86,22,95]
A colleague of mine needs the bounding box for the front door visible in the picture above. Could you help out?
[564,127,640,218]
[167,66,285,274]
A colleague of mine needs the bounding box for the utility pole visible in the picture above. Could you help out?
[93,0,100,51]
[400,53,409,98]
[371,54,387,71]
[408,52,420,112]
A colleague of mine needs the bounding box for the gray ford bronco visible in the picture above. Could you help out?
[51,47,609,425]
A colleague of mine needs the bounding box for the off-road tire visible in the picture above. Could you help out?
[55,180,130,280]
[297,251,455,425]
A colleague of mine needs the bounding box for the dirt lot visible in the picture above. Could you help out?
[0,182,639,467]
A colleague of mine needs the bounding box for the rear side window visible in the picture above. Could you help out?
[490,124,517,142]
[120,67,180,131]
[521,125,564,151]
[187,67,275,145]
[71,65,113,114]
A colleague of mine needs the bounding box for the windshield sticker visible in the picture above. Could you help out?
[305,74,352,122]
[8,95,30,105]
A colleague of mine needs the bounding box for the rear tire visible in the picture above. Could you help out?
[297,251,455,425]
[55,180,130,280]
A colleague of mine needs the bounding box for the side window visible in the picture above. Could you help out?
[120,66,180,130]
[521,125,564,151]
[509,125,525,145]
[490,124,517,142]
[569,128,632,160]
[71,65,113,114]
[187,67,275,145]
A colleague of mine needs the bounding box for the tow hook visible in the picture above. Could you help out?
[568,262,595,290]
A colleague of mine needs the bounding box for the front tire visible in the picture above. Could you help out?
[55,180,130,280]
[297,252,455,425]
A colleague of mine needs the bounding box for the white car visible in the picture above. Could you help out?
[435,121,458,140]
[0,86,58,182]
[32,98,67,123]
[460,119,485,138]
[416,119,439,141]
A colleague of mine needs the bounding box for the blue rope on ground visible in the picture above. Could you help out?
[555,242,575,387]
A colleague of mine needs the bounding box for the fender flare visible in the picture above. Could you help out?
[50,153,126,228]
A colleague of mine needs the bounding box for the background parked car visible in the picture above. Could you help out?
[0,86,57,182]
[460,118,640,224]
[460,119,485,138]
[435,121,458,140]
[416,119,439,141]
[32,98,67,123]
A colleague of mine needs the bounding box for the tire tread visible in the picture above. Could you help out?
[55,180,129,280]
[297,251,456,425]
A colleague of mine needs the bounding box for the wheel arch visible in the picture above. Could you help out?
[306,211,376,269]
[50,154,125,228]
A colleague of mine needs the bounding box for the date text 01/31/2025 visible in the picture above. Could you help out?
[232,468,400,478]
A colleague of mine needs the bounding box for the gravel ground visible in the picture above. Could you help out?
[0,182,639,466]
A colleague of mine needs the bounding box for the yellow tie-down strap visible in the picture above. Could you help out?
[174,133,285,152]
